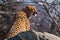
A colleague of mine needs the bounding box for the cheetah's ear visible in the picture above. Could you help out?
[25,6,29,11]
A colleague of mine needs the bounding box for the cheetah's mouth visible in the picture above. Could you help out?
[33,11,38,16]
[29,11,38,19]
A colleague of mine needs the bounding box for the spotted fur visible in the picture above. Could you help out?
[4,5,37,39]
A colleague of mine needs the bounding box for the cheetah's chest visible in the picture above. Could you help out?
[8,18,30,37]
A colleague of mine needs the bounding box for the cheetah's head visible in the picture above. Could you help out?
[24,5,38,18]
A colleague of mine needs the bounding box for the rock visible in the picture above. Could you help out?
[7,30,60,40]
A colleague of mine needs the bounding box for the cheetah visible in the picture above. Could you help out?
[4,5,38,40]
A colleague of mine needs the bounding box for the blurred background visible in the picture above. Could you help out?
[0,0,60,39]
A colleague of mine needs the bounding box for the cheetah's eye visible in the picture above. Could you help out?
[33,9,36,12]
